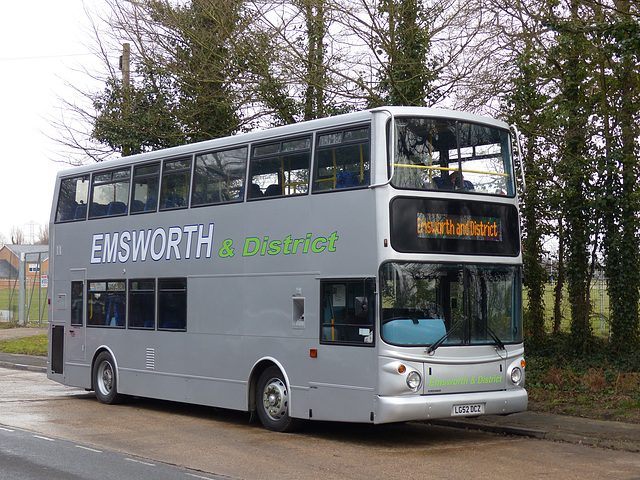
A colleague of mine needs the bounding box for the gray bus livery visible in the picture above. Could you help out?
[48,107,527,431]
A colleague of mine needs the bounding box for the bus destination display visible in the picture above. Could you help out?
[390,197,519,256]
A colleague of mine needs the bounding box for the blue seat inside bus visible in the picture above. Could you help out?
[145,196,157,211]
[106,295,125,327]
[162,320,183,329]
[131,200,145,213]
[382,318,446,345]
[164,193,185,209]
[74,204,87,220]
[91,203,109,217]
[107,201,127,216]
[336,171,359,189]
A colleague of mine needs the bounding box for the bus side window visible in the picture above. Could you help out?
[87,281,126,328]
[158,278,187,331]
[192,146,247,206]
[55,175,89,222]
[160,158,191,210]
[313,127,370,192]
[320,279,374,345]
[249,137,311,199]
[70,281,84,326]
[131,163,160,213]
[129,279,155,329]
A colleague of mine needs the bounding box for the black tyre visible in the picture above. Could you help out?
[93,352,125,404]
[256,366,299,432]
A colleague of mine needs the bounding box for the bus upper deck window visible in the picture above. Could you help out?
[313,126,370,192]
[192,146,247,206]
[89,168,131,218]
[55,175,89,222]
[249,137,311,199]
[160,158,192,210]
[131,163,160,214]
[393,118,514,196]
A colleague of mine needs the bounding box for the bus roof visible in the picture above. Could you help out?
[55,106,509,179]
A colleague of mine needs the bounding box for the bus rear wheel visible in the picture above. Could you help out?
[256,366,299,432]
[93,352,125,404]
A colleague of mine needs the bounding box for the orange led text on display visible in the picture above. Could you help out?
[417,213,502,242]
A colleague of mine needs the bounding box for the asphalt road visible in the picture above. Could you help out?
[1,367,640,480]
[0,425,226,480]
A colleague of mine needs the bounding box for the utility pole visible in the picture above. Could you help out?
[18,253,25,325]
[120,42,131,87]
[119,43,131,157]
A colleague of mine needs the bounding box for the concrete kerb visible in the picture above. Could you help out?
[428,418,547,439]
[0,327,48,372]
[428,413,640,453]
[0,352,47,373]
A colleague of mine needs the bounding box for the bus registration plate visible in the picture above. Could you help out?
[451,403,485,416]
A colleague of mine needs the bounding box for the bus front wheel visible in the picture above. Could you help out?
[256,366,299,432]
[93,352,125,404]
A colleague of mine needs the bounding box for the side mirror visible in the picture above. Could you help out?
[355,296,369,318]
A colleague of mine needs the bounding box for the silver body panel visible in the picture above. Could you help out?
[48,107,526,424]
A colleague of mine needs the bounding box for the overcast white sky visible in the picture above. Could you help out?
[0,0,110,243]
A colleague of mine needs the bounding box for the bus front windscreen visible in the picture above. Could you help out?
[393,117,514,196]
[380,263,522,347]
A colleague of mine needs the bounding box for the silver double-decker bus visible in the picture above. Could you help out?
[48,107,527,431]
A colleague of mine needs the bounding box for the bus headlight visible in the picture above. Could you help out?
[406,371,422,391]
[510,367,522,385]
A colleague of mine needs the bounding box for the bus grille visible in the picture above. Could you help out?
[146,348,155,370]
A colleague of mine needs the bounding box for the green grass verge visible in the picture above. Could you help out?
[0,334,47,356]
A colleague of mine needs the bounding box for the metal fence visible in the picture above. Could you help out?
[0,252,48,326]
[535,271,611,338]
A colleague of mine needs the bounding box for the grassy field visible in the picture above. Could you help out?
[0,288,48,324]
[526,281,612,338]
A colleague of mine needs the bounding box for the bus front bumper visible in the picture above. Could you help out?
[373,388,528,424]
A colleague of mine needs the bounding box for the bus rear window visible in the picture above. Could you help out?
[55,175,89,222]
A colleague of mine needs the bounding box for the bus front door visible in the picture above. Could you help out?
[309,279,377,422]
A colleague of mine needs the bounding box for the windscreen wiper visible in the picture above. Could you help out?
[471,315,506,350]
[485,325,505,350]
[426,318,463,355]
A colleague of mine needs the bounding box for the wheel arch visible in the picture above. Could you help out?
[90,345,118,391]
[248,357,290,413]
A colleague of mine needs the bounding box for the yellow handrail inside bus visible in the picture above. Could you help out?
[393,164,510,177]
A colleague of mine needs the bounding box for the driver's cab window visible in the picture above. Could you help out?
[320,279,375,345]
